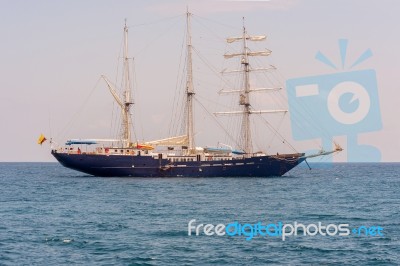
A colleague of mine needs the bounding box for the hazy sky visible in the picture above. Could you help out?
[1,0,399,162]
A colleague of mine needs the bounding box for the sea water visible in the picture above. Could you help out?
[0,162,399,265]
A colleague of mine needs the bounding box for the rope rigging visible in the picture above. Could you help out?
[55,12,339,159]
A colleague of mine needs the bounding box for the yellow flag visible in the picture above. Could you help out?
[37,134,47,145]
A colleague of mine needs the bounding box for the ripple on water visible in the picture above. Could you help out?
[0,162,399,265]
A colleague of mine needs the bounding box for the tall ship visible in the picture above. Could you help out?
[51,12,341,177]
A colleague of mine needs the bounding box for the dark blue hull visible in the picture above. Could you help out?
[51,151,305,177]
[52,151,304,177]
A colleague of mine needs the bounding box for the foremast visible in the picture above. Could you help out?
[241,23,252,156]
[102,20,133,148]
[216,18,287,157]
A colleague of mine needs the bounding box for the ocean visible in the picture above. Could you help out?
[0,162,399,265]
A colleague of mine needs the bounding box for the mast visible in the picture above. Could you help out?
[215,18,287,157]
[122,19,133,147]
[241,20,252,156]
[185,9,195,154]
[102,20,133,147]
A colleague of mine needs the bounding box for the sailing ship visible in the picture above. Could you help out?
[51,12,341,177]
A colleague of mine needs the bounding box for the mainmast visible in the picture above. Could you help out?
[102,20,133,147]
[185,10,195,154]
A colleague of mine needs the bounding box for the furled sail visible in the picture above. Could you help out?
[221,65,276,74]
[224,49,271,59]
[215,109,287,115]
[219,87,282,94]
[227,35,266,43]
[204,147,245,155]
[144,135,189,146]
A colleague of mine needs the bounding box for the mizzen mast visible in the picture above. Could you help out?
[122,20,133,145]
[102,20,133,147]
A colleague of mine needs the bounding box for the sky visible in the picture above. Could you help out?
[1,0,399,162]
